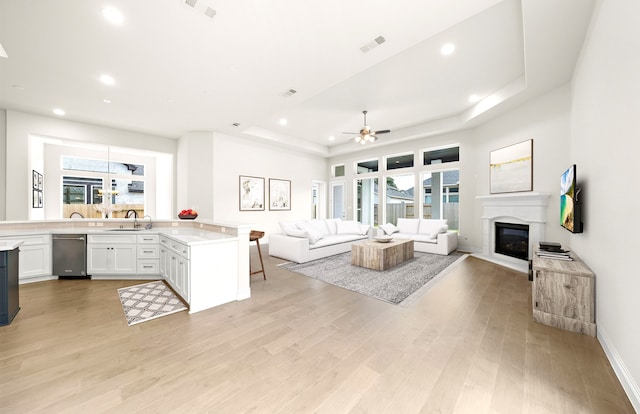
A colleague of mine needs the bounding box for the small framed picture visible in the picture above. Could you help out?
[33,170,38,190]
[269,178,291,211]
[239,175,265,211]
[38,191,43,208]
[33,190,38,208]
[37,172,43,191]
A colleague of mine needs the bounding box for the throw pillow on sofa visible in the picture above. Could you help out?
[323,218,342,235]
[296,221,324,244]
[279,220,307,238]
[380,222,399,235]
[418,219,449,239]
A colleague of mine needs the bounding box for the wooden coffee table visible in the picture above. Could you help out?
[351,239,414,271]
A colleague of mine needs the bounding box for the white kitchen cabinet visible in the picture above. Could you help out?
[162,236,190,303]
[0,234,51,281]
[136,234,159,275]
[87,234,137,275]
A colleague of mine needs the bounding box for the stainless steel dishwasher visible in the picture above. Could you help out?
[52,234,88,278]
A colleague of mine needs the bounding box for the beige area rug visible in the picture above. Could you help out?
[117,281,187,326]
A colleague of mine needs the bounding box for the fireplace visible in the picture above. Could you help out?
[476,193,550,273]
[495,222,529,260]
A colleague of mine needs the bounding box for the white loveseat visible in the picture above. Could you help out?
[269,218,370,263]
[378,218,458,255]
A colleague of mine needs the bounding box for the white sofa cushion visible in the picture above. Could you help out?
[397,218,420,234]
[359,224,371,236]
[296,221,324,244]
[411,234,438,244]
[309,234,366,249]
[323,218,342,235]
[418,219,448,239]
[337,220,362,235]
[380,223,399,235]
[306,219,330,236]
[280,220,307,238]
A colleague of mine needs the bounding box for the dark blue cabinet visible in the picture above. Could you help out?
[0,248,20,326]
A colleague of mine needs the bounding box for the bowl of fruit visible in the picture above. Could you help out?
[178,209,198,220]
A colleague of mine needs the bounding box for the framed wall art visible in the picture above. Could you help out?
[269,178,291,211]
[490,139,533,194]
[32,170,44,208]
[239,175,265,211]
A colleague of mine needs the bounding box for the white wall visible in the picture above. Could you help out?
[4,110,176,220]
[469,85,573,252]
[177,132,215,219]
[212,132,327,239]
[571,0,640,408]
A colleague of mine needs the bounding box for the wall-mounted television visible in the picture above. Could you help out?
[560,164,583,233]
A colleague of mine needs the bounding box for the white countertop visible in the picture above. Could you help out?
[0,227,237,246]
[0,240,23,251]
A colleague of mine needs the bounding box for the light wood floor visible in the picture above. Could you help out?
[0,249,634,413]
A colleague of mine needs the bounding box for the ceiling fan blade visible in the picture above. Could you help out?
[374,129,391,135]
[341,131,360,134]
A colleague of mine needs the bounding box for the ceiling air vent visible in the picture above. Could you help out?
[181,0,216,19]
[281,89,297,98]
[359,35,386,54]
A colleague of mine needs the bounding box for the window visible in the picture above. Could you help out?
[356,177,378,226]
[356,159,378,174]
[333,164,345,177]
[61,156,145,218]
[421,169,459,231]
[386,153,414,170]
[385,173,415,225]
[423,146,459,166]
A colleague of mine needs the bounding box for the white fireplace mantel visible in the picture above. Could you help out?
[475,192,550,273]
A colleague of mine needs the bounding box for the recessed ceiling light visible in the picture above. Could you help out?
[102,7,124,25]
[440,43,456,56]
[103,99,112,104]
[468,94,480,103]
[279,118,287,126]
[328,136,335,141]
[100,74,115,85]
[53,108,65,116]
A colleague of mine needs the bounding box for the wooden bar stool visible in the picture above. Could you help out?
[249,230,266,280]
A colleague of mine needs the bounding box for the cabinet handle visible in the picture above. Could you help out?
[143,250,153,253]
[143,265,153,269]
[535,301,538,308]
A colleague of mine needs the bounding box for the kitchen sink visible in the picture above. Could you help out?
[107,228,146,231]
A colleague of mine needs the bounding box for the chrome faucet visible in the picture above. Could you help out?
[143,215,153,230]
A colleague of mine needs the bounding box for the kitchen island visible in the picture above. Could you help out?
[0,219,253,314]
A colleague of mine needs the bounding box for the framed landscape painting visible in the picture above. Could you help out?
[239,175,264,211]
[269,178,291,211]
[490,139,533,194]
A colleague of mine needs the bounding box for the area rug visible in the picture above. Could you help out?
[282,251,466,305]
[117,281,187,326]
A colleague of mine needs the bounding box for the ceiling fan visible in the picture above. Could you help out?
[342,110,390,144]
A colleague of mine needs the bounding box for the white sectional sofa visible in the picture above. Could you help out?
[377,218,458,255]
[269,218,370,263]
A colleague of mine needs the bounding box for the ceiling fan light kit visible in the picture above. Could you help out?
[344,110,390,145]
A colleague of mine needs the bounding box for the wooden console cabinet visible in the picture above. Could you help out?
[532,253,596,336]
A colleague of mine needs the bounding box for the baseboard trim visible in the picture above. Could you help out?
[598,325,640,412]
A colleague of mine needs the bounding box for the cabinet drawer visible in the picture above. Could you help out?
[137,260,159,274]
[0,234,50,246]
[169,241,189,259]
[137,245,159,258]
[137,234,159,244]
